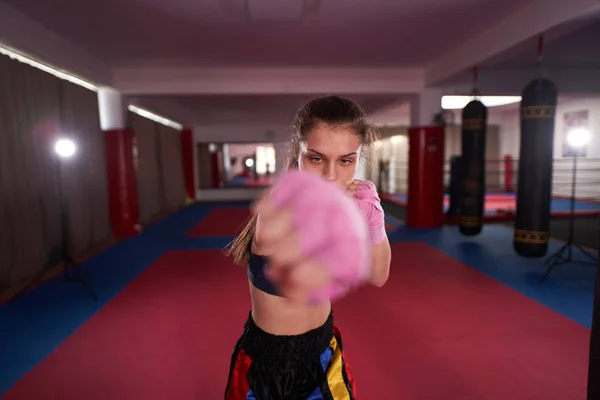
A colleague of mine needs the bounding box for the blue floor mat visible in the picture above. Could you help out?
[0,202,241,396]
[388,224,597,328]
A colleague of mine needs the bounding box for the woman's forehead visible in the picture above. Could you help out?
[302,125,361,155]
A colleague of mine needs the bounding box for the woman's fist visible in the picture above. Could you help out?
[253,195,332,302]
[350,180,386,244]
[254,170,372,303]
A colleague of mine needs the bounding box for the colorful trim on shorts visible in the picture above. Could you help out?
[323,326,356,399]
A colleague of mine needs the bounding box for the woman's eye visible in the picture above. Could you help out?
[341,159,353,165]
[310,157,322,163]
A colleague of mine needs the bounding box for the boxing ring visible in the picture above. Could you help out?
[380,156,600,222]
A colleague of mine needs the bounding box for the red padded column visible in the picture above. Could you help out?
[104,129,139,238]
[181,127,195,202]
[406,126,445,228]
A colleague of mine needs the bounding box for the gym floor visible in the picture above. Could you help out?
[0,201,596,399]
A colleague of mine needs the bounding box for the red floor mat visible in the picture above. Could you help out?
[331,243,589,399]
[187,207,251,237]
[3,244,589,399]
[3,250,249,400]
[440,194,517,211]
[485,194,517,210]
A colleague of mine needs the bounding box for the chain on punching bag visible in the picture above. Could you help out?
[459,99,487,236]
[513,78,557,257]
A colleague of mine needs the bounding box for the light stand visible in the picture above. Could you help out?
[541,128,597,282]
[55,139,98,301]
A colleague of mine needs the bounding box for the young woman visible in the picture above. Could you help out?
[225,96,392,400]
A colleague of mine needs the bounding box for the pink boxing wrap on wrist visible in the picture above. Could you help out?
[269,170,372,303]
[353,180,386,244]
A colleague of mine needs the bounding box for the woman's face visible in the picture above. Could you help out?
[298,123,362,187]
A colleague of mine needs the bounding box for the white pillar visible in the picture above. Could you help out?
[273,141,289,176]
[222,143,232,182]
[410,88,444,126]
[98,87,126,130]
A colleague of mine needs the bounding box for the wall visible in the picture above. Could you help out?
[495,108,520,158]
[227,143,272,176]
[374,134,409,193]
[192,111,515,199]
[553,97,600,160]
[196,187,265,202]
[553,97,600,199]
[192,123,402,200]
[194,124,291,144]
[375,124,502,194]
[193,125,291,201]
[494,96,600,199]
[273,141,289,174]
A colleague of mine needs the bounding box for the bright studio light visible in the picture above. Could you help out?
[441,95,522,110]
[567,128,591,148]
[54,139,76,158]
[245,158,254,168]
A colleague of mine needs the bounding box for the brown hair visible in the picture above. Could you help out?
[226,95,379,265]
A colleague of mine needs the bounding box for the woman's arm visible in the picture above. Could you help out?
[369,235,391,287]
[251,211,268,256]
[254,181,392,289]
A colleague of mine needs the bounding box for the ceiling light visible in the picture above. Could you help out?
[128,105,183,130]
[0,45,97,91]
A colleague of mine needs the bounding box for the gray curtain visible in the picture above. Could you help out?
[130,111,186,227]
[157,124,185,212]
[0,54,112,294]
[60,81,112,257]
[130,111,162,226]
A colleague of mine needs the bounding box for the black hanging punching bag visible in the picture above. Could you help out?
[514,78,557,257]
[459,100,487,236]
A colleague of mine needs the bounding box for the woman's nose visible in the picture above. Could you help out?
[322,162,336,182]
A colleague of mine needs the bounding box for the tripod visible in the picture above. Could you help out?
[56,158,98,301]
[541,154,597,282]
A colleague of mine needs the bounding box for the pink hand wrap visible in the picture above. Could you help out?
[270,170,372,303]
[353,180,387,244]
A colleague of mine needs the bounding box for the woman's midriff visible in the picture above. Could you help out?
[249,280,332,335]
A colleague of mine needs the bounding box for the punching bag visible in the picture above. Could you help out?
[514,78,557,257]
[459,100,487,236]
